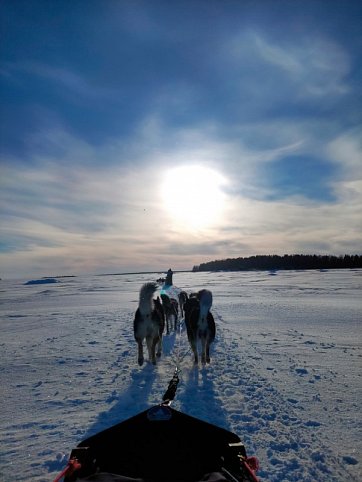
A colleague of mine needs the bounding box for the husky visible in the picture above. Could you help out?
[133,282,165,365]
[160,293,179,333]
[178,291,189,319]
[184,289,215,364]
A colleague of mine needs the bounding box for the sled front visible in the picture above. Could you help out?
[66,405,247,481]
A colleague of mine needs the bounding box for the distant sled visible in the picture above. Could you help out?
[160,283,182,300]
[159,268,182,301]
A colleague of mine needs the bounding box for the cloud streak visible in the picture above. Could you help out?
[1,119,361,278]
[0,2,361,278]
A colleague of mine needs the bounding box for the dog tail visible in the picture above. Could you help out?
[139,282,158,317]
[198,289,213,322]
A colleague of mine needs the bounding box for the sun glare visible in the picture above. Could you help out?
[160,165,227,230]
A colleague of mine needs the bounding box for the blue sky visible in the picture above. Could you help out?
[1,0,361,278]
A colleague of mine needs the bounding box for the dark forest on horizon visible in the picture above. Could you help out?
[192,254,362,272]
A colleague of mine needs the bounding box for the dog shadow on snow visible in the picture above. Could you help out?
[180,363,230,432]
[161,330,177,356]
[81,332,178,441]
[81,365,157,440]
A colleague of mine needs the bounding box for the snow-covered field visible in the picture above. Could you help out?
[0,269,361,482]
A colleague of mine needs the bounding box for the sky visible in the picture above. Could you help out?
[1,0,361,279]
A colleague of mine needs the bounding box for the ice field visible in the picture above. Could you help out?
[0,269,361,481]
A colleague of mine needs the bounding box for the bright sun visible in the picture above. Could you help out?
[160,165,227,229]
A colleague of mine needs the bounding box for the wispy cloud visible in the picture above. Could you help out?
[1,115,361,278]
[1,2,361,278]
[252,33,350,96]
[327,128,362,178]
[1,61,119,100]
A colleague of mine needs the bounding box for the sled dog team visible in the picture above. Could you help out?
[133,275,215,366]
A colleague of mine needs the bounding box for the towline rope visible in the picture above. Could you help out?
[162,366,180,405]
[161,316,189,405]
[170,316,191,366]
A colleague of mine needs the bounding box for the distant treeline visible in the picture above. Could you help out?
[192,254,362,272]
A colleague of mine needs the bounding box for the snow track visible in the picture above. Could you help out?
[0,270,360,481]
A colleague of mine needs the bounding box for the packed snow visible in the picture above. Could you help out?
[0,269,361,481]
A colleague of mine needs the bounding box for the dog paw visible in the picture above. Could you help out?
[138,358,144,366]
[156,351,162,357]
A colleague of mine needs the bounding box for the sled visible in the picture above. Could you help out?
[61,404,259,482]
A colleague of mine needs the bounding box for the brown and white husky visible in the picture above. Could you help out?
[160,293,179,333]
[133,282,165,365]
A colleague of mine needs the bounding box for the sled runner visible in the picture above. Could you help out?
[60,404,259,482]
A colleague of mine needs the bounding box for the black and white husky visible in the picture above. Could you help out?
[184,289,215,364]
[134,282,165,366]
[178,291,189,319]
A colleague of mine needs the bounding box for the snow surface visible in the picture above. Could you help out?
[0,269,361,482]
